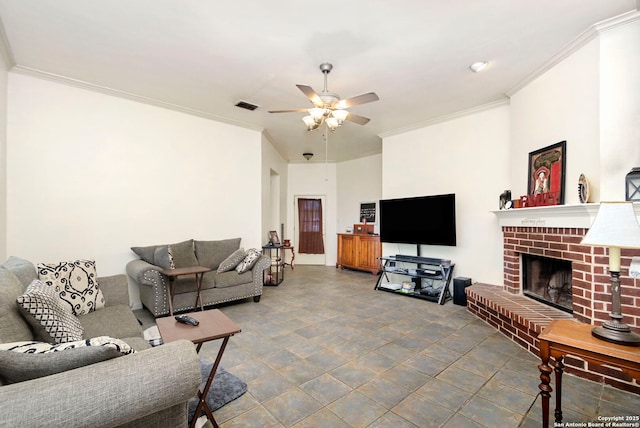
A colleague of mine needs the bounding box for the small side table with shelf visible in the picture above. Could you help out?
[261,245,295,286]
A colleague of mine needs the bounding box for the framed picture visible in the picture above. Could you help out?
[360,202,376,223]
[528,140,566,206]
[268,231,280,245]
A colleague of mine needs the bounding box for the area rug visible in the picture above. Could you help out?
[188,359,247,424]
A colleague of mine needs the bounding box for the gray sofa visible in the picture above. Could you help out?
[0,256,201,427]
[126,238,270,317]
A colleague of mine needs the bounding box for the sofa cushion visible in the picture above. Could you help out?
[0,336,135,384]
[16,279,84,344]
[236,249,262,274]
[79,305,144,340]
[0,268,34,344]
[37,260,105,316]
[195,238,242,270]
[154,245,174,269]
[1,257,38,287]
[169,239,199,268]
[214,270,253,288]
[130,245,158,264]
[216,248,246,273]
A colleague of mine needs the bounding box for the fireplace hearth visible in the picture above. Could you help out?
[522,254,572,313]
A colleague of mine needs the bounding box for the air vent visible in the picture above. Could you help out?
[235,100,259,111]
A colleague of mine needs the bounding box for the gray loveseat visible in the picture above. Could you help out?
[126,238,270,317]
[0,256,201,427]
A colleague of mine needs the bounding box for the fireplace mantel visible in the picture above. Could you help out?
[493,203,640,228]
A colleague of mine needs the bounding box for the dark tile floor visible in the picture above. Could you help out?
[136,265,640,427]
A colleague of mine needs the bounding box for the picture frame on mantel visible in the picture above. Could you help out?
[527,141,566,206]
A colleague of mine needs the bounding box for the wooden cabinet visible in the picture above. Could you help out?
[336,233,381,275]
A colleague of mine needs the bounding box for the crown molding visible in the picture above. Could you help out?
[379,98,510,139]
[11,65,265,132]
[506,10,640,97]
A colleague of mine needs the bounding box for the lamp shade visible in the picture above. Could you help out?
[581,202,640,249]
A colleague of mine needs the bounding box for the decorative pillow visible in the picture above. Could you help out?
[16,279,84,344]
[154,245,174,270]
[37,260,105,316]
[130,245,158,264]
[169,239,199,268]
[235,249,262,274]
[195,238,242,270]
[0,336,135,384]
[217,249,246,273]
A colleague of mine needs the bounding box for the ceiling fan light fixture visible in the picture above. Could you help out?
[326,117,339,131]
[332,109,349,124]
[302,115,318,130]
[309,107,326,120]
[469,61,489,73]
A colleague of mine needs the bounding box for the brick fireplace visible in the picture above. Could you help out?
[466,204,640,392]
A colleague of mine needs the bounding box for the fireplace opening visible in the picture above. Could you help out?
[522,254,572,313]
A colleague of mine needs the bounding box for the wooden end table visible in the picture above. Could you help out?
[156,309,241,428]
[159,266,212,316]
[538,319,640,428]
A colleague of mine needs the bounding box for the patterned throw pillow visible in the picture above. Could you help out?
[0,337,135,384]
[16,279,84,344]
[0,336,135,354]
[37,260,105,316]
[235,248,262,274]
[217,248,246,273]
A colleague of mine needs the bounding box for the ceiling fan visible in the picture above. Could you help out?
[269,63,379,131]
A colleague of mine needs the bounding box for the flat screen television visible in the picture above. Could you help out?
[379,193,456,246]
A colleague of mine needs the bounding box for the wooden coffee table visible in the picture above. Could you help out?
[156,309,241,428]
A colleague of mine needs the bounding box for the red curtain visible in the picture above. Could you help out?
[298,198,325,254]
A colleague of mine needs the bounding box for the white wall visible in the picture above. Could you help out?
[7,73,263,307]
[287,162,338,266]
[0,48,8,261]
[382,105,511,285]
[599,19,640,199]
[261,132,288,244]
[336,154,382,234]
[510,19,640,202]
[510,39,601,203]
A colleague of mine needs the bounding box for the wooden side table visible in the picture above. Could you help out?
[538,320,640,428]
[159,266,212,316]
[156,309,241,428]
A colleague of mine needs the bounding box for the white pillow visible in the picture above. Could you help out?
[235,248,262,274]
[37,260,105,316]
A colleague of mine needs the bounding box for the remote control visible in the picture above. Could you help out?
[174,315,199,326]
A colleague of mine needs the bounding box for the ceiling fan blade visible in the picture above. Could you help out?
[268,109,309,113]
[296,84,324,107]
[335,92,379,109]
[345,113,371,125]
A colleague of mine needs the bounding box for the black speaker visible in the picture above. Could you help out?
[453,277,472,306]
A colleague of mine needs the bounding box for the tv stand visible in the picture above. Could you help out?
[375,255,454,304]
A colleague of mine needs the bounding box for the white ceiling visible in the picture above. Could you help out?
[0,1,636,163]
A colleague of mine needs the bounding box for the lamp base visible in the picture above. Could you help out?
[592,324,640,347]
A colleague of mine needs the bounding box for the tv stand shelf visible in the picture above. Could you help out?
[375,255,455,304]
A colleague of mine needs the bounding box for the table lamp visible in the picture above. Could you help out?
[581,201,640,346]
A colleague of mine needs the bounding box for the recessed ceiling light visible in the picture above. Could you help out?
[469,61,489,73]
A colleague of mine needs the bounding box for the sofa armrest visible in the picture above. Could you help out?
[251,254,271,292]
[0,339,200,427]
[98,274,131,307]
[126,259,163,286]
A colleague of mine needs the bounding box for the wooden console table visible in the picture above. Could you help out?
[538,320,640,428]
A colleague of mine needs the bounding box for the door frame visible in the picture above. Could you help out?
[294,195,326,265]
